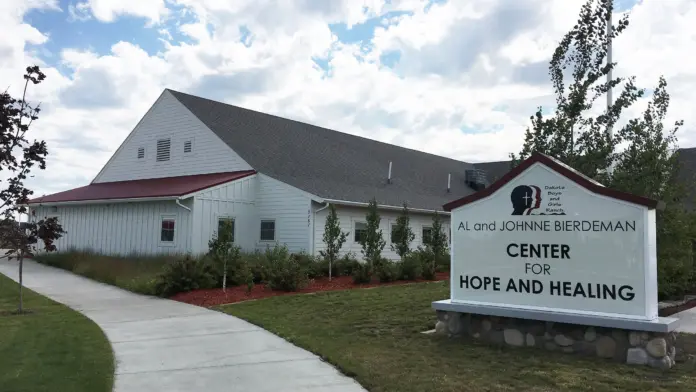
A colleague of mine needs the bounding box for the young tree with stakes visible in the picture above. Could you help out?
[391,202,415,260]
[511,0,693,297]
[208,219,239,291]
[1,66,64,313]
[360,197,386,268]
[424,212,448,278]
[319,204,348,280]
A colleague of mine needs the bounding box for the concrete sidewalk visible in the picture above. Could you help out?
[0,258,366,392]
[675,307,696,334]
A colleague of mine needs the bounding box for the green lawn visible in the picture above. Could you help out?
[0,272,114,392]
[220,281,696,392]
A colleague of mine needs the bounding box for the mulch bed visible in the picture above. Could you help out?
[171,272,450,307]
[660,298,696,317]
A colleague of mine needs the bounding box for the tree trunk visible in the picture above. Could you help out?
[18,255,23,313]
[223,259,227,292]
[329,258,332,281]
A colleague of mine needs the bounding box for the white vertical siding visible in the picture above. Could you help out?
[190,175,257,254]
[93,90,252,183]
[255,174,313,254]
[31,200,193,255]
[312,204,451,261]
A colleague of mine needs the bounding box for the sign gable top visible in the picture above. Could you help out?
[443,152,659,212]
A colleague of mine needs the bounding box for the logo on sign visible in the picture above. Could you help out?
[511,185,566,216]
[511,185,541,215]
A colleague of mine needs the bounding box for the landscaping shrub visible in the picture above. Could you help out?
[154,255,215,297]
[236,258,255,293]
[413,247,437,280]
[377,259,400,283]
[352,262,373,284]
[291,252,322,279]
[658,255,696,299]
[335,253,360,276]
[400,253,422,280]
[266,244,308,291]
[436,251,450,272]
[243,251,270,283]
[315,256,331,277]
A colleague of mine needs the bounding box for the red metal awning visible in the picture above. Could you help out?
[28,171,256,204]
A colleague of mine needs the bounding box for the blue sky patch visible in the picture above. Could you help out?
[329,10,412,44]
[23,0,188,69]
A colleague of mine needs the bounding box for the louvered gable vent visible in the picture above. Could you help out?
[137,147,145,159]
[184,140,192,153]
[156,138,171,162]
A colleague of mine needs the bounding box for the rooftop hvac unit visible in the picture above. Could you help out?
[465,169,488,191]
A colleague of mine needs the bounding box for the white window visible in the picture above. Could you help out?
[390,223,399,244]
[137,146,145,159]
[422,226,433,246]
[183,138,193,154]
[160,216,176,245]
[260,219,275,241]
[156,138,171,162]
[218,217,235,243]
[354,222,367,243]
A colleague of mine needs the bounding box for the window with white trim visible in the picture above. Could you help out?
[260,219,275,241]
[390,224,399,244]
[160,217,176,243]
[183,139,193,154]
[422,226,433,246]
[218,217,235,243]
[354,222,367,243]
[137,146,145,159]
[156,138,171,162]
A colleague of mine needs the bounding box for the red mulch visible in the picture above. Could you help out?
[170,272,450,307]
[660,299,696,317]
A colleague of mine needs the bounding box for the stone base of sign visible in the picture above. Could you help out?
[433,300,680,369]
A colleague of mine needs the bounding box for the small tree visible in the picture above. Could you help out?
[208,219,239,291]
[424,212,448,279]
[391,202,415,259]
[319,204,348,280]
[360,197,386,268]
[1,66,64,313]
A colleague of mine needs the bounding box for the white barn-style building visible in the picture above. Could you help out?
[28,89,490,259]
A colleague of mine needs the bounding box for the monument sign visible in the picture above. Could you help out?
[433,153,679,368]
[444,152,659,321]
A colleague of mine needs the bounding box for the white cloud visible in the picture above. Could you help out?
[67,2,91,22]
[73,0,169,24]
[2,0,696,198]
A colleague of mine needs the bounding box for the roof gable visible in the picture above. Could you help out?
[444,152,658,212]
[92,90,253,184]
[167,89,477,211]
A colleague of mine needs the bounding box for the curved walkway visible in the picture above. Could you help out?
[0,258,366,392]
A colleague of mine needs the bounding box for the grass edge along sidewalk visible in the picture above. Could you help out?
[219,280,696,392]
[0,272,114,392]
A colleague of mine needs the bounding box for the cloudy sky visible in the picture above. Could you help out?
[3,0,695,197]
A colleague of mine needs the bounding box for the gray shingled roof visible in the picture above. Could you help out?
[168,89,480,211]
[473,160,512,183]
[474,150,696,210]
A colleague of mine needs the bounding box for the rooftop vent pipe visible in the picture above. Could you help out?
[388,161,393,184]
[447,173,451,192]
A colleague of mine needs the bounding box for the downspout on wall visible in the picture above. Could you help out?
[176,197,191,211]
